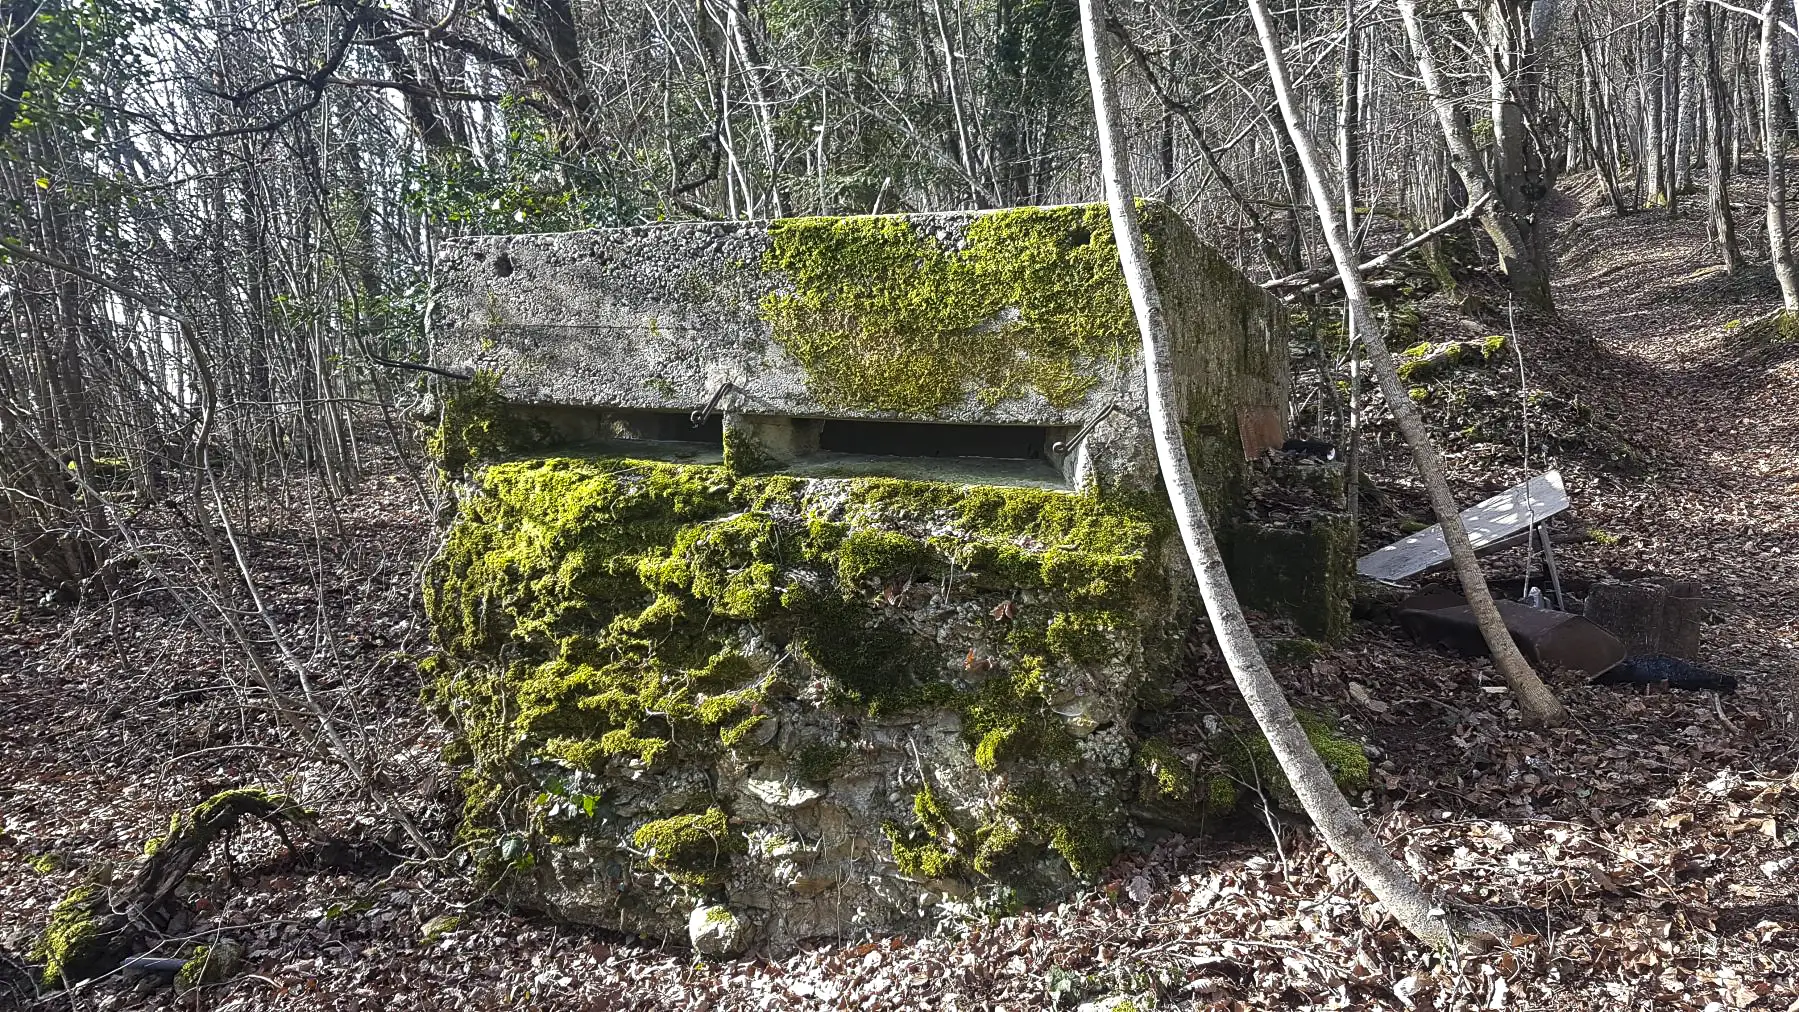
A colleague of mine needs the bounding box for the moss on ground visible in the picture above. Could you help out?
[173,941,243,992]
[1209,710,1371,812]
[31,884,106,987]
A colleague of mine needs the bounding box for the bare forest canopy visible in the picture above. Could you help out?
[0,0,1788,584]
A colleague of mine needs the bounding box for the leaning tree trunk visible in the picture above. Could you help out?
[1761,0,1799,310]
[1076,0,1457,952]
[1309,4,1572,727]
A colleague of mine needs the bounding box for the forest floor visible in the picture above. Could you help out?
[5,175,1799,1011]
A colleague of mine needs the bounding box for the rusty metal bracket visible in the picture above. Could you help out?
[691,382,740,427]
[1052,401,1120,456]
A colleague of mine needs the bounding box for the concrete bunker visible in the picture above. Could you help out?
[423,202,1354,954]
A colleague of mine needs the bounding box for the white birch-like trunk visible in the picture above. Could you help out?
[1762,0,1799,310]
[1076,0,1457,952]
[1340,3,1571,727]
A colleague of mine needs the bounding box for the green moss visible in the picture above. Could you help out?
[884,787,966,878]
[1045,611,1123,664]
[1205,774,1239,812]
[721,424,775,474]
[1777,311,1799,343]
[1224,517,1355,641]
[1397,337,1508,383]
[427,370,552,476]
[31,884,106,987]
[718,714,768,748]
[835,528,933,585]
[420,913,463,941]
[25,853,59,874]
[760,205,1139,413]
[173,942,241,992]
[1010,784,1113,877]
[427,454,1171,888]
[963,658,1076,775]
[885,828,961,878]
[1408,386,1430,402]
[147,789,306,866]
[632,808,743,885]
[1588,528,1622,546]
[189,787,297,824]
[1209,710,1371,812]
[1134,738,1194,803]
[972,818,1024,875]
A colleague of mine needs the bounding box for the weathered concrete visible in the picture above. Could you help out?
[430,202,1289,496]
[423,202,1344,954]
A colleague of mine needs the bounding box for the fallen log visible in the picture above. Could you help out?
[31,789,310,989]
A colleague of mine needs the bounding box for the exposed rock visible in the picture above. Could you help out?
[688,905,751,958]
[173,939,244,994]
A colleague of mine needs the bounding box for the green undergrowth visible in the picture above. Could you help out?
[760,204,1151,413]
[1205,710,1370,813]
[424,454,1173,883]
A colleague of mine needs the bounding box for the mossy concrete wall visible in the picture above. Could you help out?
[426,458,1188,951]
[429,202,1288,495]
[423,202,1338,953]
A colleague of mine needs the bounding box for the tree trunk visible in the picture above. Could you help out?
[1702,6,1744,271]
[1763,0,1799,310]
[1661,0,1692,214]
[1404,0,1555,311]
[1076,0,1457,952]
[1340,1,1363,522]
[1646,17,1666,203]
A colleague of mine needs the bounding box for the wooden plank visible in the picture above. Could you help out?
[1357,470,1569,582]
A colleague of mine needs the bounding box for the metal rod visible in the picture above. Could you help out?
[691,382,740,426]
[1052,400,1120,455]
[1538,524,1567,611]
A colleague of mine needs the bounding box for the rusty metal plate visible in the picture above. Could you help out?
[1396,589,1625,675]
[1237,405,1285,460]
